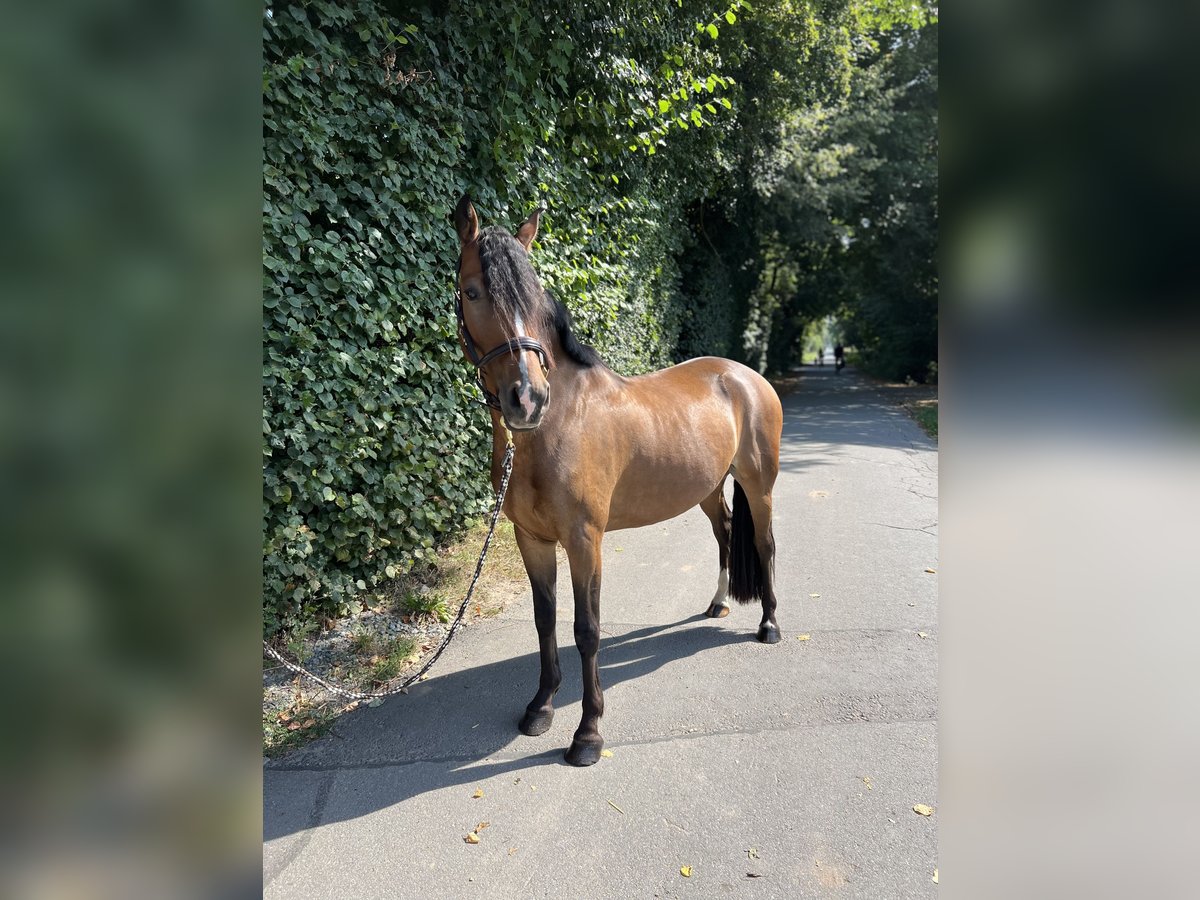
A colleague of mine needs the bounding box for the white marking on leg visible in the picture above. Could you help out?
[710,569,729,610]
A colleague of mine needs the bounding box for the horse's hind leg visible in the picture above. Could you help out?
[515,526,560,737]
[700,480,732,618]
[729,379,783,642]
[745,489,781,643]
[729,470,781,643]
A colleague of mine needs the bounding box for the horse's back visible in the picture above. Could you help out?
[638,356,781,432]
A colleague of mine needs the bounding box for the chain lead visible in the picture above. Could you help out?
[262,441,516,701]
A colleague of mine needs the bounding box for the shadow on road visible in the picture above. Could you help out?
[265,615,760,841]
[777,366,933,468]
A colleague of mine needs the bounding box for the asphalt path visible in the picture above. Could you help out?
[264,364,939,898]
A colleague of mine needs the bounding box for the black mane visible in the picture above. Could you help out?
[476,225,604,369]
[547,291,604,369]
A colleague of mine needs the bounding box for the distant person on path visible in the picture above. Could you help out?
[817,347,824,366]
[834,343,845,372]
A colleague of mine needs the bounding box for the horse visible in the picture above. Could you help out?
[452,196,784,766]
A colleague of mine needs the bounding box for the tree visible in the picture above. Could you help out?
[746,17,938,379]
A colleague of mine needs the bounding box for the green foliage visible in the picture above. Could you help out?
[262,0,915,634]
[369,636,419,683]
[837,23,939,381]
[748,18,938,379]
[399,590,450,624]
[909,401,938,439]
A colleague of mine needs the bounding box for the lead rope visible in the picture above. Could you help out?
[262,438,516,701]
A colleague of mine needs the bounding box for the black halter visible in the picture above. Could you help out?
[454,287,550,411]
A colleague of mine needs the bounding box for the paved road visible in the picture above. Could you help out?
[264,365,939,898]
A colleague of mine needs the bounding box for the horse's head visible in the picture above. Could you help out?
[453,196,552,432]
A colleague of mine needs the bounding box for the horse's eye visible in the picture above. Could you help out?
[466,287,480,301]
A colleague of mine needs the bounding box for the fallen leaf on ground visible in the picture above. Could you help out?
[475,821,490,832]
[913,804,935,817]
[600,749,613,758]
[932,868,938,883]
[508,847,518,856]
[607,799,625,814]
[472,789,484,799]
[680,866,692,877]
[917,631,928,639]
[745,848,760,859]
[863,776,873,790]
[797,634,811,641]
[463,832,480,844]
[924,567,936,574]
[747,873,762,878]
[809,593,820,598]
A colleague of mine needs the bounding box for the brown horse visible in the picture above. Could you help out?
[452,196,783,766]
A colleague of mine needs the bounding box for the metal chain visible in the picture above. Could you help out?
[262,440,516,701]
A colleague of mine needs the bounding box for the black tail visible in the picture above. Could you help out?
[729,480,765,604]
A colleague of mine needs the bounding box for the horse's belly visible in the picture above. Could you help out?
[604,458,727,531]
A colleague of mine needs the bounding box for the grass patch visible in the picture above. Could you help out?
[367,636,420,682]
[397,590,451,624]
[382,517,528,619]
[263,516,529,757]
[263,705,337,757]
[447,517,527,596]
[906,398,938,439]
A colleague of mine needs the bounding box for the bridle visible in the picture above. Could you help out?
[454,284,550,411]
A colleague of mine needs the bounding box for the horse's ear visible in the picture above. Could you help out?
[454,195,479,245]
[515,207,544,252]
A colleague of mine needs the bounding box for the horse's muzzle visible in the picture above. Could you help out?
[500,380,549,431]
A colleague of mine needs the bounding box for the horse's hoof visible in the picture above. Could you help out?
[519,709,554,736]
[757,623,782,644]
[704,603,731,618]
[564,737,604,767]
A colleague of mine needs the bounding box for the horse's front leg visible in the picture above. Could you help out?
[564,526,605,766]
[515,526,560,737]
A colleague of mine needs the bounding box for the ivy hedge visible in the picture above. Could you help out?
[262,0,868,633]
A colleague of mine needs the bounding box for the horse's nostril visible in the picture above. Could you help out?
[509,385,522,409]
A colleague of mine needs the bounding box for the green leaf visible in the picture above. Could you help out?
[706,23,719,39]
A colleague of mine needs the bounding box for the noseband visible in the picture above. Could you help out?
[454,288,550,411]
